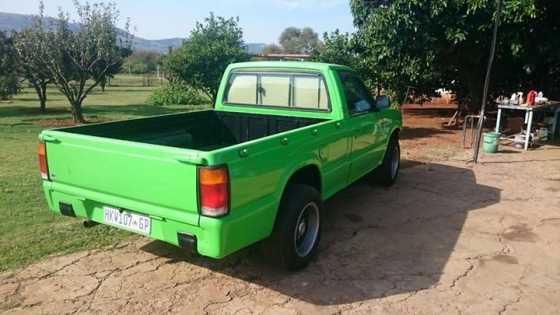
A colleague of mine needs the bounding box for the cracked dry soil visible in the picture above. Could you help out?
[1,149,560,315]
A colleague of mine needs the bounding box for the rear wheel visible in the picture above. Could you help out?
[373,134,400,186]
[263,184,322,270]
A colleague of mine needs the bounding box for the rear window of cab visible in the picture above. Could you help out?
[224,71,330,111]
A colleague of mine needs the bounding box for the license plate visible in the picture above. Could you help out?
[103,206,151,235]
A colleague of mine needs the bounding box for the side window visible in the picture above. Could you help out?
[226,74,257,105]
[260,75,290,107]
[293,76,329,110]
[338,71,374,114]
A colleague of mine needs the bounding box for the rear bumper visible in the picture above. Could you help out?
[42,181,277,259]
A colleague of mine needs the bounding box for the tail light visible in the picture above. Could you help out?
[198,166,229,217]
[38,141,49,180]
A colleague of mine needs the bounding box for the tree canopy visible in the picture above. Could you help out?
[13,3,53,111]
[163,13,248,102]
[279,27,321,54]
[262,43,283,55]
[0,31,19,100]
[122,50,161,74]
[340,0,559,110]
[312,30,360,70]
[43,1,131,122]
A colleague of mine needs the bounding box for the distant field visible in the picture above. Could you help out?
[0,75,210,271]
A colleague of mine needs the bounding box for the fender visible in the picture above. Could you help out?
[382,108,403,148]
[272,154,322,219]
[380,126,401,157]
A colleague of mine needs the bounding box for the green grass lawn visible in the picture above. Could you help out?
[0,75,209,271]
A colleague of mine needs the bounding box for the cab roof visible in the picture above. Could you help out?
[227,61,354,72]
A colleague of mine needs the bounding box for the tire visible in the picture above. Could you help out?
[263,184,322,270]
[374,134,400,186]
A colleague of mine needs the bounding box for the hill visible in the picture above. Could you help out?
[0,12,264,54]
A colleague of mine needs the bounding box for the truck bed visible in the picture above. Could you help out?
[60,110,325,151]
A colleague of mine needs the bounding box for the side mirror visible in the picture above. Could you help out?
[376,95,390,109]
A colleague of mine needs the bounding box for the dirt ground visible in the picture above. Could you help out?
[2,110,560,315]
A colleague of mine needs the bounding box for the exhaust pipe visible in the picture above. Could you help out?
[83,220,99,228]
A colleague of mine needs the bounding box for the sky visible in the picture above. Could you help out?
[0,0,355,43]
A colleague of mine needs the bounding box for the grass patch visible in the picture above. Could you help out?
[0,75,210,271]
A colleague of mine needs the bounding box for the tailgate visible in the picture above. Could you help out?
[42,131,202,226]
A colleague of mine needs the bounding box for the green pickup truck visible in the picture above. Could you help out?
[39,61,402,269]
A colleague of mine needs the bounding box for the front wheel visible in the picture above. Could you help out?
[373,135,400,186]
[263,184,322,270]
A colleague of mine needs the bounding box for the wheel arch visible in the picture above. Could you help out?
[391,127,401,139]
[283,164,322,196]
[386,127,401,148]
[271,163,323,226]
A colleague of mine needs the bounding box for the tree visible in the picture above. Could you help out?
[495,1,560,103]
[13,3,53,111]
[163,13,248,102]
[349,0,554,110]
[262,43,283,55]
[0,31,19,100]
[279,27,321,54]
[97,46,130,92]
[312,30,360,68]
[122,50,161,74]
[43,1,131,123]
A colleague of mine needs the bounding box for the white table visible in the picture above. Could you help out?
[495,102,560,150]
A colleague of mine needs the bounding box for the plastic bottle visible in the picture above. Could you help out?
[510,93,518,105]
[526,90,537,106]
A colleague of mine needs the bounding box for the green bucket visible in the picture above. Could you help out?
[483,132,500,153]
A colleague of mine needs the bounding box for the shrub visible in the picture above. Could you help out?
[149,83,210,106]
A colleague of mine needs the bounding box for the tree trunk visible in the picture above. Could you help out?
[71,101,86,124]
[33,82,48,113]
[467,80,483,113]
[463,69,484,113]
[39,83,48,113]
[39,96,46,112]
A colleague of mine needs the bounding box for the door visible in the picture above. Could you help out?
[337,71,384,182]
